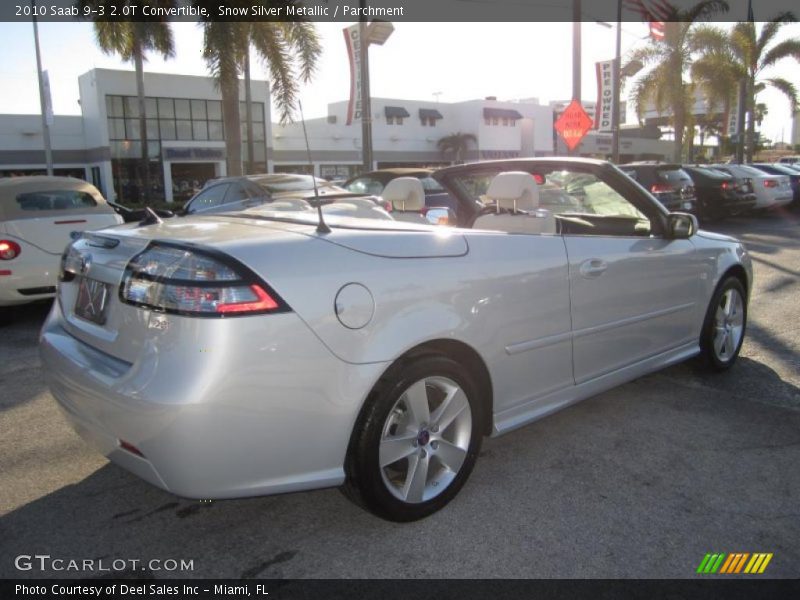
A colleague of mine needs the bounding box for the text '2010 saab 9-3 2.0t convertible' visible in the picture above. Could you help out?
[40,158,752,521]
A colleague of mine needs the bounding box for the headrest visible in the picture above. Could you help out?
[382,177,425,211]
[486,171,539,211]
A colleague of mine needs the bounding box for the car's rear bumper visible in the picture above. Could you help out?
[40,303,389,499]
[0,251,59,306]
[720,193,757,215]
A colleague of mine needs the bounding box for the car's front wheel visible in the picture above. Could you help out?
[344,356,484,521]
[699,276,747,371]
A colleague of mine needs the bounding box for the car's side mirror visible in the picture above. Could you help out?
[667,212,698,239]
[424,207,456,226]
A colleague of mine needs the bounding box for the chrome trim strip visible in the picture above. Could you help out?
[572,302,696,339]
[505,331,573,355]
[505,302,695,356]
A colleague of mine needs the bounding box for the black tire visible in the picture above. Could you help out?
[698,276,747,371]
[343,355,485,522]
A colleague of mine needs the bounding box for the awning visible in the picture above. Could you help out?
[419,108,443,120]
[483,108,523,120]
[384,106,410,118]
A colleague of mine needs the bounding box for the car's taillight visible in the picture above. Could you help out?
[720,181,730,191]
[650,183,674,194]
[0,240,21,260]
[119,242,289,317]
[763,179,778,188]
[381,200,393,212]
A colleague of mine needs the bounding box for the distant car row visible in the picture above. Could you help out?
[619,161,797,221]
[1,159,797,307]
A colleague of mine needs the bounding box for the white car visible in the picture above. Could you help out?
[41,158,752,521]
[0,176,123,307]
[711,164,793,209]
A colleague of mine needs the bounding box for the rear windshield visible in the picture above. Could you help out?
[727,165,767,178]
[656,168,692,183]
[16,190,97,211]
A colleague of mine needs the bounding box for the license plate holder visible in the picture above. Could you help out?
[74,277,110,325]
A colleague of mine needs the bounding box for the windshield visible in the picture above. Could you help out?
[250,174,331,193]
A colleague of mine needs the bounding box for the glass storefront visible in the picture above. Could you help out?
[106,95,267,204]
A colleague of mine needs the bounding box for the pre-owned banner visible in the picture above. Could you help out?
[343,24,362,126]
[594,60,614,132]
[726,93,741,138]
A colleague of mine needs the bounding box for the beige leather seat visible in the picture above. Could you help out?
[381,177,428,224]
[473,171,557,234]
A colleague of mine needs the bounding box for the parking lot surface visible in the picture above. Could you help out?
[1,212,798,579]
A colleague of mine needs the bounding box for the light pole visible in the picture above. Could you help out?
[358,9,393,173]
[611,0,622,163]
[32,0,53,176]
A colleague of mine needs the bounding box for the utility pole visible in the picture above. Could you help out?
[611,0,622,163]
[359,0,373,172]
[32,0,53,176]
[571,0,582,156]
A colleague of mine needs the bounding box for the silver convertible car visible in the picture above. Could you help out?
[40,158,751,521]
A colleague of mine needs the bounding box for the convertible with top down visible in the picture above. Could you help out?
[40,158,751,521]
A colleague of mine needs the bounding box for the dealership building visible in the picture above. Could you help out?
[0,68,673,203]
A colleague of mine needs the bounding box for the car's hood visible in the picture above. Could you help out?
[696,229,739,244]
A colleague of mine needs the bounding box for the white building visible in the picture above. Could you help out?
[0,68,674,203]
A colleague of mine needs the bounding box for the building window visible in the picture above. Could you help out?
[386,116,394,125]
[485,118,491,126]
[502,118,509,126]
[492,118,499,126]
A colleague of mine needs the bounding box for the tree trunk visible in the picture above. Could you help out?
[673,111,685,163]
[133,43,151,204]
[221,67,243,177]
[745,76,756,163]
[244,50,254,175]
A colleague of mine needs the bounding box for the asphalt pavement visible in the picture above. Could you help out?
[1,211,798,579]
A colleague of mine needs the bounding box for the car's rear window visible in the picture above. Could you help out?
[16,190,97,211]
[656,168,692,183]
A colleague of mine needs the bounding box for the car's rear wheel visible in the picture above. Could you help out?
[699,276,747,371]
[343,356,484,521]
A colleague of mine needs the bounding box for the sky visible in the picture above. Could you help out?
[0,20,797,144]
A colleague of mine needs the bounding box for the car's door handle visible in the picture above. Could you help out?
[579,259,608,278]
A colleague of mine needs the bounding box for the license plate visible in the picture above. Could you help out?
[682,201,693,210]
[74,277,110,325]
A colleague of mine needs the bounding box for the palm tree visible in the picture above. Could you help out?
[81,2,175,202]
[623,0,729,162]
[691,14,799,161]
[437,132,477,164]
[198,6,320,177]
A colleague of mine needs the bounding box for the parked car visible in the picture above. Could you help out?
[710,164,793,210]
[41,158,751,521]
[186,174,351,216]
[344,168,460,214]
[749,163,800,206]
[681,165,756,219]
[618,162,698,214]
[0,176,123,307]
[777,155,799,165]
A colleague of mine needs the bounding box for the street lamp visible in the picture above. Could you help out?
[358,13,394,172]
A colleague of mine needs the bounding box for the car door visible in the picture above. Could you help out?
[553,167,701,384]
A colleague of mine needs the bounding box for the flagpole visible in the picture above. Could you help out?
[32,0,53,176]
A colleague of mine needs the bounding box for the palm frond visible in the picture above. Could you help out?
[760,39,800,72]
[765,77,799,113]
[757,12,796,57]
